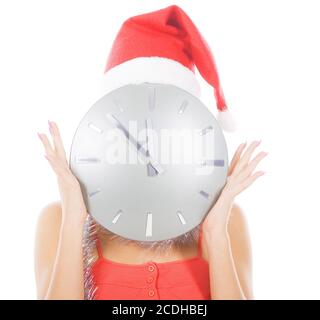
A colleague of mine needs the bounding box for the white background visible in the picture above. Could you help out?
[0,0,319,299]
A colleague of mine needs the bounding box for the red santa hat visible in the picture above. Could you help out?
[102,5,237,132]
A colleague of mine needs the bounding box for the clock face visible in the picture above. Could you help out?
[69,83,228,241]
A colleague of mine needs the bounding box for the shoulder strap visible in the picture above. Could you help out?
[95,237,103,259]
[197,223,203,257]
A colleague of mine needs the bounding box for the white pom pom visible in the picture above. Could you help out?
[217,109,237,132]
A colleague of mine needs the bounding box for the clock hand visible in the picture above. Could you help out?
[106,114,164,175]
[145,118,157,177]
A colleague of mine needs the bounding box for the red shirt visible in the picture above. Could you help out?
[91,225,211,300]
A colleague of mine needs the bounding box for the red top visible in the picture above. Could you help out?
[91,225,211,300]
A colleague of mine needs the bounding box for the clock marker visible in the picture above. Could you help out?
[75,157,101,164]
[113,99,125,113]
[178,100,188,114]
[200,126,213,135]
[199,190,209,199]
[88,122,103,134]
[201,159,225,167]
[145,212,153,237]
[176,211,186,225]
[148,87,156,110]
[112,210,123,224]
[89,188,101,198]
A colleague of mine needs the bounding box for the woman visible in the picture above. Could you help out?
[34,120,267,300]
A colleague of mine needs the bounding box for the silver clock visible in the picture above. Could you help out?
[69,83,228,242]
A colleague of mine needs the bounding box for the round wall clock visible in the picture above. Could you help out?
[69,83,228,242]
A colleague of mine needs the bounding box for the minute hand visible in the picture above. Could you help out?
[106,114,164,175]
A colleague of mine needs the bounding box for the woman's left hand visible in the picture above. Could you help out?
[202,140,268,234]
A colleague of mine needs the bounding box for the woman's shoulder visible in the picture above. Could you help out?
[228,202,248,233]
[34,201,64,299]
[39,200,62,215]
[35,201,63,258]
[36,201,62,232]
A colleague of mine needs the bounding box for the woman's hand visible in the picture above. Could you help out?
[37,120,88,223]
[202,141,266,300]
[202,140,268,234]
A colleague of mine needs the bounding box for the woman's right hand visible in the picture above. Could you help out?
[37,120,88,223]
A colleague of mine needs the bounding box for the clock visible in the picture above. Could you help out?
[69,83,228,242]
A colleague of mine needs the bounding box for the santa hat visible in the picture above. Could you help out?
[102,5,237,132]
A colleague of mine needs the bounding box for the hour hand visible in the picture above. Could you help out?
[145,118,158,177]
[106,114,164,175]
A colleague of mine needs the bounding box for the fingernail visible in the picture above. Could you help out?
[254,140,261,146]
[48,120,53,133]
